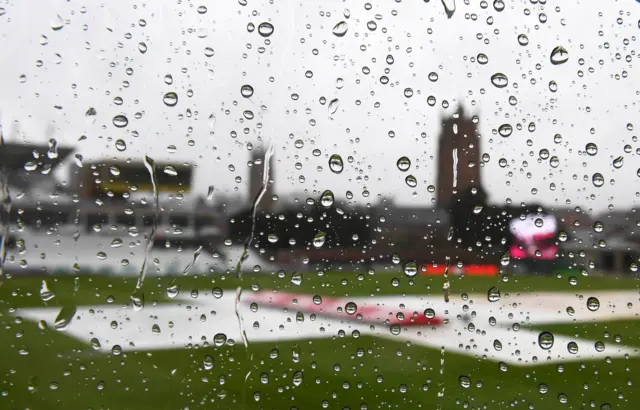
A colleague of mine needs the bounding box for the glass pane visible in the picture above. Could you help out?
[1,1,639,409]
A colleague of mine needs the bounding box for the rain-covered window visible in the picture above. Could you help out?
[1,1,640,409]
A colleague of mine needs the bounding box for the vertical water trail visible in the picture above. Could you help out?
[0,122,11,283]
[234,143,275,406]
[131,156,159,308]
[452,148,458,190]
[234,143,275,280]
[182,245,203,275]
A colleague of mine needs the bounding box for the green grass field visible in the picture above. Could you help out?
[1,272,639,409]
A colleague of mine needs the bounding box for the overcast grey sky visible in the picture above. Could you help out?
[1,0,639,214]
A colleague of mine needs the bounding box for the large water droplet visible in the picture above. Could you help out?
[203,355,215,370]
[90,337,101,350]
[405,175,417,187]
[51,14,64,31]
[490,73,509,88]
[40,280,55,302]
[586,296,600,311]
[404,261,418,277]
[567,341,579,354]
[54,305,76,330]
[313,231,326,248]
[320,190,334,207]
[517,34,529,46]
[258,22,274,37]
[332,21,348,37]
[138,42,147,53]
[459,375,471,388]
[592,173,604,187]
[115,139,127,152]
[166,279,179,298]
[397,156,411,172]
[329,154,344,174]
[586,143,598,156]
[163,92,178,107]
[613,156,624,169]
[493,339,502,351]
[112,115,129,128]
[493,0,505,12]
[487,286,501,302]
[292,371,304,387]
[550,46,569,65]
[130,289,144,311]
[498,124,513,137]
[441,0,456,18]
[538,331,554,350]
[345,302,358,315]
[241,84,254,98]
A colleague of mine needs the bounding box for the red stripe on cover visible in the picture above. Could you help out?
[243,291,443,327]
[421,264,498,276]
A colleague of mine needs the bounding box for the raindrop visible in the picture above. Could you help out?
[493,0,505,12]
[54,305,76,330]
[613,156,624,169]
[204,47,214,57]
[487,286,501,302]
[459,375,471,388]
[51,14,64,31]
[441,0,456,18]
[164,165,178,176]
[498,124,513,137]
[566,306,575,315]
[291,272,303,286]
[538,331,554,350]
[567,341,579,354]
[203,355,215,370]
[405,175,417,187]
[166,280,179,298]
[163,92,178,107]
[183,246,203,275]
[586,143,598,156]
[90,338,101,350]
[397,157,411,172]
[594,341,605,352]
[404,88,414,98]
[112,115,129,128]
[586,296,600,311]
[493,339,502,351]
[258,22,274,37]
[313,231,326,248]
[40,280,55,302]
[538,383,548,394]
[152,324,161,334]
[517,34,529,46]
[320,190,334,207]
[549,80,558,92]
[592,173,604,187]
[138,42,147,53]
[329,154,344,174]
[490,73,509,88]
[404,261,418,277]
[477,53,489,64]
[115,139,127,152]
[332,21,348,37]
[213,333,227,347]
[550,46,569,65]
[424,308,436,319]
[130,289,144,312]
[345,302,358,315]
[241,84,254,98]
[328,99,339,115]
[292,371,304,387]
